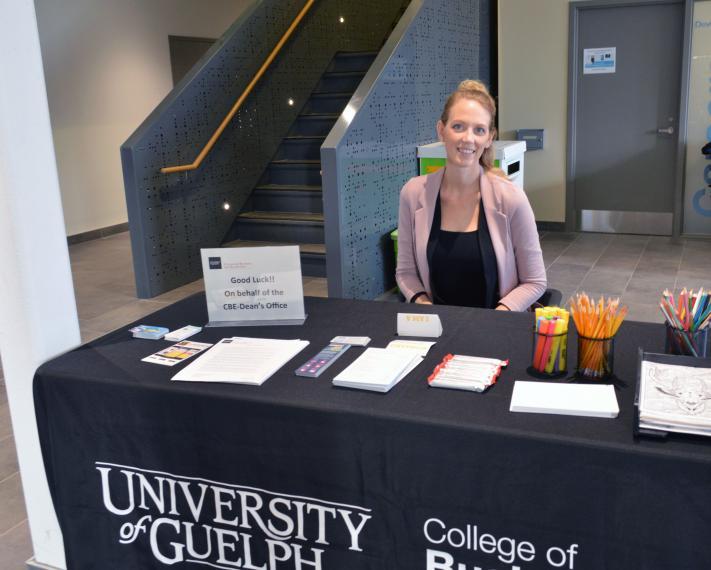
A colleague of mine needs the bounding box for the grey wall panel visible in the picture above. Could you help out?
[322,0,491,299]
[122,0,407,298]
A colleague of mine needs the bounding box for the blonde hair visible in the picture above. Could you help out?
[440,80,502,174]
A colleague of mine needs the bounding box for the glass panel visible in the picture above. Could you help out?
[683,1,711,234]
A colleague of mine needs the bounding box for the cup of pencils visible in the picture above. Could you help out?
[660,288,710,358]
[570,293,627,380]
[530,307,569,377]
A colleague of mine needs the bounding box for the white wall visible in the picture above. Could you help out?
[498,0,570,223]
[35,0,252,237]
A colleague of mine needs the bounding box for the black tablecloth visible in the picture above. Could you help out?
[34,295,711,570]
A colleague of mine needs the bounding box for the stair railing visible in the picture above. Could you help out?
[160,0,315,174]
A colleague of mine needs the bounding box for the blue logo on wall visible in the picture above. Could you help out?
[692,188,711,217]
[208,257,222,269]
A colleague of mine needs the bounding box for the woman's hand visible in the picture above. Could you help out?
[414,294,433,304]
[495,304,510,311]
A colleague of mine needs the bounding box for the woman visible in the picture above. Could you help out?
[395,80,546,311]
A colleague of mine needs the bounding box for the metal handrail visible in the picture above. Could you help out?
[160,0,316,174]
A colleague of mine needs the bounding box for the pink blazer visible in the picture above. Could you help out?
[395,167,547,312]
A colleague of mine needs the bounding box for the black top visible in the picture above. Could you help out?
[430,229,486,307]
[426,192,499,308]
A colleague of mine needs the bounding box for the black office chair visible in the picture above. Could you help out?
[533,288,563,309]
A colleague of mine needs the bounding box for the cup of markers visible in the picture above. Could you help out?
[528,307,569,378]
[660,288,711,358]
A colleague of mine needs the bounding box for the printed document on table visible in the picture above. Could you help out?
[172,337,309,385]
[333,347,421,392]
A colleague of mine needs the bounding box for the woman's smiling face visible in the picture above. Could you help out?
[436,97,493,170]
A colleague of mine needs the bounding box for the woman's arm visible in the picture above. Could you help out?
[395,183,430,302]
[498,191,547,311]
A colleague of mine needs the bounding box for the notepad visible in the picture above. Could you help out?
[333,347,421,393]
[172,337,309,385]
[385,339,436,357]
[509,381,619,418]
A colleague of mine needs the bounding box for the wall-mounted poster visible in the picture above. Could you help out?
[583,47,616,74]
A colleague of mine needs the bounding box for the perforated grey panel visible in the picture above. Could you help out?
[122,0,407,298]
[321,0,492,299]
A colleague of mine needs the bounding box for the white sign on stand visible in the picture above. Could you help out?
[201,246,306,327]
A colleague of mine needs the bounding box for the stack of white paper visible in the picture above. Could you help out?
[333,347,422,393]
[172,337,309,385]
[509,381,619,418]
[638,360,711,437]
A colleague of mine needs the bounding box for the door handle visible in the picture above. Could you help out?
[657,126,674,135]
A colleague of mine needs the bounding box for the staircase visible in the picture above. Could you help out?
[223,51,377,277]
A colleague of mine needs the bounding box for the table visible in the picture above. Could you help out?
[34,295,711,570]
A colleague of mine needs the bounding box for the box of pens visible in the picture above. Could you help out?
[529,307,569,378]
[660,288,710,358]
[428,354,509,392]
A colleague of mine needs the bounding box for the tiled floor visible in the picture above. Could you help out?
[0,230,709,568]
[541,232,710,322]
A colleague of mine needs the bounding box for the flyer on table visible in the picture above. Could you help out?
[201,246,305,324]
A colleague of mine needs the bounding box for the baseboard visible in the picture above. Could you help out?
[67,222,129,245]
[536,221,566,232]
[26,557,62,570]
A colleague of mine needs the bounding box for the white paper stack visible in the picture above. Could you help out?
[638,360,711,437]
[333,347,422,393]
[509,381,619,418]
[172,337,309,385]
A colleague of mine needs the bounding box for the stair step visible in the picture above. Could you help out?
[224,240,325,255]
[303,93,352,114]
[322,70,368,78]
[310,91,353,98]
[316,70,367,93]
[328,51,378,73]
[270,159,321,166]
[298,113,340,119]
[264,160,322,185]
[252,185,323,213]
[238,211,324,223]
[335,50,378,58]
[234,211,324,243]
[275,136,325,161]
[255,184,321,192]
[283,135,326,141]
[288,114,339,136]
[222,240,326,278]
